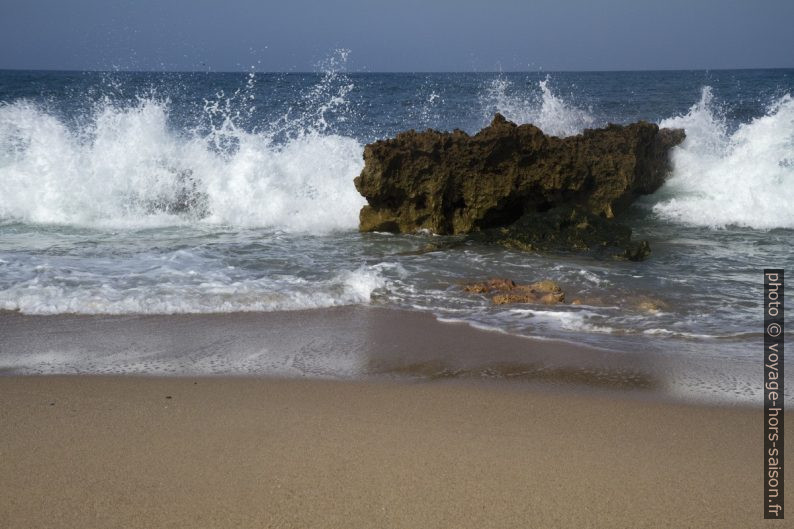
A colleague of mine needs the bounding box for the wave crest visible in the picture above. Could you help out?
[653,87,794,230]
[0,81,365,232]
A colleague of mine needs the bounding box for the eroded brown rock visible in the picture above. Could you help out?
[355,115,685,243]
[463,277,565,305]
[463,278,516,293]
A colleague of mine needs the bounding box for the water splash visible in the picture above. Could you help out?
[410,79,445,130]
[481,75,595,136]
[267,49,356,140]
[0,54,366,232]
[653,87,794,229]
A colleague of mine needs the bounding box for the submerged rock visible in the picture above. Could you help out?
[463,277,517,293]
[463,277,565,305]
[633,297,670,314]
[470,205,652,261]
[354,114,684,259]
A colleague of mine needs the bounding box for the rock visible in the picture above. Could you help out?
[490,292,523,305]
[148,167,209,218]
[354,115,684,258]
[492,290,565,305]
[634,297,669,313]
[538,292,564,305]
[470,205,652,260]
[572,296,607,307]
[527,279,561,293]
[463,278,517,293]
[464,278,564,305]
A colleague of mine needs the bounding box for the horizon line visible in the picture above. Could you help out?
[1,66,793,75]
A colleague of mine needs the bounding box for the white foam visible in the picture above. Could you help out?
[642,328,720,339]
[0,266,387,315]
[482,76,595,137]
[0,97,365,231]
[577,269,609,286]
[509,308,615,334]
[653,87,794,229]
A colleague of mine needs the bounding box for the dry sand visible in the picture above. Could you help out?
[1,375,787,528]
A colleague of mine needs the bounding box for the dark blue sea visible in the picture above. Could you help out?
[1,59,792,401]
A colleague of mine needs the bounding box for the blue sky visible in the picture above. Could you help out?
[1,0,792,72]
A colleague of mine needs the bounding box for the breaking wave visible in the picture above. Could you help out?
[0,71,365,232]
[4,70,791,234]
[653,87,794,230]
[0,264,387,315]
[481,78,794,230]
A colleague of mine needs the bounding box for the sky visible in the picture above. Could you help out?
[1,0,792,72]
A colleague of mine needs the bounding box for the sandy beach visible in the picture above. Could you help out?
[0,374,784,529]
[0,307,791,528]
[1,309,788,528]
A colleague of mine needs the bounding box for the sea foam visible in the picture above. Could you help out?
[653,87,794,230]
[482,79,794,230]
[0,95,365,232]
[0,264,387,315]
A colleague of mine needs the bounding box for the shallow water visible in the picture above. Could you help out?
[1,62,792,367]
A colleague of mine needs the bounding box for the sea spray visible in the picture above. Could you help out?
[480,75,595,136]
[0,58,366,231]
[653,87,794,229]
[0,68,792,377]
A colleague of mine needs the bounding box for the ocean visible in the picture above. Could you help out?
[1,61,792,388]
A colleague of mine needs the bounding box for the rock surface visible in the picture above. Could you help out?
[469,205,652,261]
[354,115,684,259]
[463,278,565,305]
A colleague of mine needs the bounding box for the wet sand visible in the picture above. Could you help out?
[0,306,762,403]
[0,375,784,529]
[0,307,785,527]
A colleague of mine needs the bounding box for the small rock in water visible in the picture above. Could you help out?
[634,297,669,313]
[463,278,565,305]
[463,278,517,293]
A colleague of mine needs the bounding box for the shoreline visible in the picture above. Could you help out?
[1,374,786,528]
[0,299,786,527]
[0,305,766,406]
